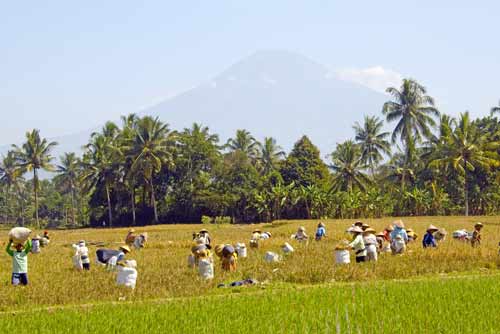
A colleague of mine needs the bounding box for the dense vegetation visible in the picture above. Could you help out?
[1,79,500,227]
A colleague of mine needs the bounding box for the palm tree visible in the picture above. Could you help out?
[382,79,439,189]
[81,128,120,227]
[257,137,285,175]
[353,116,391,175]
[329,140,371,192]
[430,112,500,216]
[12,130,57,228]
[0,151,25,223]
[127,116,175,223]
[491,100,500,116]
[226,129,259,158]
[55,152,81,225]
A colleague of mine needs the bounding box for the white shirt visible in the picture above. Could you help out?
[349,234,367,257]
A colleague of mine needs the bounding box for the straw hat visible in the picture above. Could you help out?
[119,245,131,253]
[351,226,363,234]
[354,221,363,227]
[474,222,483,227]
[318,222,325,227]
[393,220,405,228]
[385,225,394,232]
[78,240,85,245]
[252,229,262,233]
[199,229,209,234]
[363,227,376,234]
[376,232,385,237]
[427,225,438,232]
[361,223,370,229]
[33,235,41,240]
[298,226,306,232]
[406,228,414,233]
[214,244,224,257]
[128,229,135,233]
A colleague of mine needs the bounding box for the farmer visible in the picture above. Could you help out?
[361,223,370,231]
[125,229,136,246]
[198,229,212,248]
[74,240,90,270]
[294,226,308,242]
[471,222,483,247]
[250,229,261,248]
[363,228,378,261]
[390,220,408,245]
[315,222,326,241]
[40,230,50,247]
[96,245,131,267]
[383,225,394,242]
[423,225,438,248]
[215,244,237,272]
[406,228,418,242]
[348,226,367,263]
[6,239,32,286]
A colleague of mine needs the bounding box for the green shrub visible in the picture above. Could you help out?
[214,216,231,224]
[201,215,213,225]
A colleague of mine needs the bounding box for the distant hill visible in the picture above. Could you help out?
[2,50,387,170]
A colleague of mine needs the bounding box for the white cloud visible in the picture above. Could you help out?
[335,66,403,93]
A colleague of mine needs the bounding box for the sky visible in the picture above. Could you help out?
[1,1,499,146]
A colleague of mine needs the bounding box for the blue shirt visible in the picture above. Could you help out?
[422,232,437,248]
[316,227,326,237]
[390,227,408,242]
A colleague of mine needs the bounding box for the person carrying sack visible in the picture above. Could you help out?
[73,240,90,270]
[6,239,32,286]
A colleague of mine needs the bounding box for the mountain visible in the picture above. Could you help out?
[144,50,387,156]
[2,50,387,167]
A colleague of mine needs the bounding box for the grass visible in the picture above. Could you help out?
[0,216,499,316]
[1,275,499,333]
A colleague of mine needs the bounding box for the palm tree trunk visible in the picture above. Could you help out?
[131,186,136,225]
[150,179,158,223]
[70,181,76,226]
[105,183,113,227]
[464,163,469,216]
[33,169,39,229]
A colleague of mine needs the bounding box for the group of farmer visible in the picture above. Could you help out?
[4,220,488,287]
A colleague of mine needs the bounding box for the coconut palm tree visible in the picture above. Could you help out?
[382,79,439,189]
[54,152,81,225]
[491,100,500,116]
[0,151,25,223]
[257,137,285,175]
[430,112,500,216]
[329,140,371,192]
[226,129,259,159]
[353,116,391,176]
[81,128,120,227]
[126,116,175,223]
[12,129,57,228]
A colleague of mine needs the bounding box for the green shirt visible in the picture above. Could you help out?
[6,240,31,273]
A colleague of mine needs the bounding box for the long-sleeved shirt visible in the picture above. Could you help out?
[390,227,408,243]
[349,234,367,257]
[422,232,437,248]
[74,245,90,264]
[315,227,326,237]
[6,240,32,273]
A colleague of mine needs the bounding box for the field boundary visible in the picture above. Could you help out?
[2,271,499,316]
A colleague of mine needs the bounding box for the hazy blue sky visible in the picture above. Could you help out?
[1,1,499,145]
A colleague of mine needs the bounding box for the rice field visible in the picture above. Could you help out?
[1,274,499,333]
[0,215,499,333]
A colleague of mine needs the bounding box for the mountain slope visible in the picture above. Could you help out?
[144,50,387,156]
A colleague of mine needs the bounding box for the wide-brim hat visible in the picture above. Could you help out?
[318,222,325,227]
[406,228,414,233]
[298,226,306,232]
[376,232,385,237]
[33,235,41,240]
[474,222,483,228]
[385,225,394,232]
[354,221,364,227]
[427,225,439,232]
[393,220,405,228]
[199,229,209,234]
[351,226,363,234]
[361,223,370,229]
[252,229,262,233]
[119,245,131,253]
[363,227,376,234]
[128,229,135,233]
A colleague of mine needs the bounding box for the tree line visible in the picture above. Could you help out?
[1,79,500,227]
